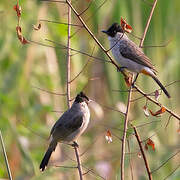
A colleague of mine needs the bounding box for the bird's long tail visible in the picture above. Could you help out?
[151,75,171,98]
[141,68,170,98]
[40,141,57,171]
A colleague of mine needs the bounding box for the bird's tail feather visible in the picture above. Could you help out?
[40,141,57,171]
[151,75,171,98]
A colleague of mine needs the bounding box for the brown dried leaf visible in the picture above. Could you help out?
[16,26,29,44]
[33,23,41,31]
[155,90,160,101]
[121,17,133,33]
[14,3,21,17]
[146,138,155,151]
[143,105,150,117]
[149,106,166,117]
[105,130,112,143]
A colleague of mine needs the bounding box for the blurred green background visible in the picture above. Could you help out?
[0,0,180,179]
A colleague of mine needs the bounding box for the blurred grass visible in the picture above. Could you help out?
[0,0,179,179]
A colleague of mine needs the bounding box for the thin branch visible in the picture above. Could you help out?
[127,139,134,180]
[74,146,83,180]
[32,85,67,96]
[63,150,105,179]
[141,129,160,143]
[82,169,93,176]
[165,115,173,129]
[21,123,47,140]
[70,0,107,38]
[66,1,83,179]
[112,89,137,93]
[0,131,13,180]
[80,137,99,157]
[133,126,152,180]
[66,0,71,108]
[121,86,133,180]
[78,0,94,16]
[99,123,133,135]
[45,39,111,63]
[106,32,124,52]
[100,104,125,116]
[39,19,83,27]
[131,80,180,103]
[85,0,108,22]
[134,85,180,121]
[65,0,127,77]
[163,164,180,180]
[69,46,95,83]
[141,0,153,6]
[55,165,77,169]
[139,0,158,47]
[136,120,161,128]
[151,150,180,174]
[41,0,66,3]
[141,38,172,48]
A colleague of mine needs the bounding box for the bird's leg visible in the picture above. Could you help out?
[131,73,139,87]
[117,66,127,72]
[71,141,79,148]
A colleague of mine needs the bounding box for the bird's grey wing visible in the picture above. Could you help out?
[119,39,156,71]
[50,111,83,140]
[50,109,71,135]
[64,115,83,133]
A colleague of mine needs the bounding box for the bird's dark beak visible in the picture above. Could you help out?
[101,30,108,34]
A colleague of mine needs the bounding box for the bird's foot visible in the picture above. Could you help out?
[71,141,79,148]
[117,66,127,72]
[131,81,135,88]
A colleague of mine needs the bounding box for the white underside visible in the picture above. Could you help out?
[108,35,154,76]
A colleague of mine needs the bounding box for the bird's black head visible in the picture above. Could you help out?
[75,92,89,103]
[102,23,124,37]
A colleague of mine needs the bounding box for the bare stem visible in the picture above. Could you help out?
[134,85,180,121]
[133,126,152,180]
[65,0,127,77]
[0,131,13,180]
[121,86,132,180]
[66,1,83,179]
[139,0,158,47]
[151,150,180,174]
[127,139,134,180]
[74,146,83,180]
[66,1,71,108]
